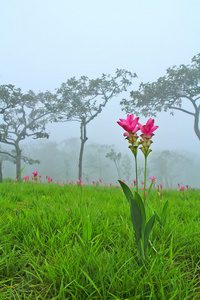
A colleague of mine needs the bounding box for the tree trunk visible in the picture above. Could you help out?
[194,106,200,140]
[78,120,88,180]
[114,161,121,180]
[16,145,22,181]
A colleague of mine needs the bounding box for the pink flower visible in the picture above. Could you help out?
[133,179,136,183]
[150,176,156,182]
[138,118,158,139]
[180,186,185,192]
[122,179,125,183]
[117,114,139,134]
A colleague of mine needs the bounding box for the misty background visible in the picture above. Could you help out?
[1,0,200,187]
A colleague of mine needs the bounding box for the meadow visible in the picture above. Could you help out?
[0,181,199,299]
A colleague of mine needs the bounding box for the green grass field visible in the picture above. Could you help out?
[0,182,199,299]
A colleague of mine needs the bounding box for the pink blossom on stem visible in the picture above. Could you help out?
[138,118,158,139]
[117,114,139,134]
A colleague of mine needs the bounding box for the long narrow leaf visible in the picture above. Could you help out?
[161,200,169,226]
[83,215,92,243]
[129,196,143,244]
[119,181,146,245]
[118,180,134,203]
[144,214,156,250]
[145,180,153,207]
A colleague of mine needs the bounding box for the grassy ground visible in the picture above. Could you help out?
[0,182,199,299]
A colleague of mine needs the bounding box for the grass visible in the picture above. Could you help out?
[0,182,199,299]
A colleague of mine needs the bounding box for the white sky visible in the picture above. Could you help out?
[0,0,200,154]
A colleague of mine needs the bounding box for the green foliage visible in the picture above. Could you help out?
[119,180,156,262]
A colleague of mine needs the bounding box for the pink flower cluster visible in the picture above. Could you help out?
[23,175,29,182]
[117,114,158,157]
[32,171,38,184]
[46,176,53,184]
[117,114,158,139]
[178,184,189,192]
[77,178,84,186]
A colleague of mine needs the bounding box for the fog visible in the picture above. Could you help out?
[1,0,200,186]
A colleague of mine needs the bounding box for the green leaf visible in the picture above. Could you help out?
[119,181,146,245]
[118,180,134,203]
[161,200,169,226]
[144,214,156,250]
[83,215,92,243]
[145,180,153,207]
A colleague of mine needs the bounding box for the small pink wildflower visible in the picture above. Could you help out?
[150,176,156,182]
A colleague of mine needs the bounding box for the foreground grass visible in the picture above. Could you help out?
[0,183,199,299]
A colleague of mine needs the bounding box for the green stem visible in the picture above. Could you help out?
[144,155,147,203]
[134,154,138,193]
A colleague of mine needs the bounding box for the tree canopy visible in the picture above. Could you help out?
[120,53,200,140]
[0,84,23,114]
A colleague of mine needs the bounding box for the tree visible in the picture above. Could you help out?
[0,88,51,180]
[0,84,24,114]
[49,69,136,179]
[0,146,39,182]
[120,53,200,140]
[83,143,111,182]
[149,150,193,188]
[121,154,132,183]
[106,148,122,180]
